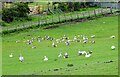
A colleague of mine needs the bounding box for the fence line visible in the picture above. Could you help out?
[2,8,119,34]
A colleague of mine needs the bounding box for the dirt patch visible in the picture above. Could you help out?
[43,25,59,30]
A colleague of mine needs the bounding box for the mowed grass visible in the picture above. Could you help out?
[2,15,118,75]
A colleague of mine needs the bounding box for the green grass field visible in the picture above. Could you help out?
[2,15,118,75]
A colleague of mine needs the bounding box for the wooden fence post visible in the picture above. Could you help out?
[30,22,32,27]
[38,16,40,26]
[94,10,97,17]
[110,7,113,14]
[46,15,47,25]
[39,15,41,26]
[64,13,66,22]
[41,15,43,26]
[16,26,17,31]
[76,12,79,19]
[70,12,73,21]
[82,12,84,18]
[58,14,60,22]
[88,11,90,18]
[52,14,54,24]
[23,24,24,28]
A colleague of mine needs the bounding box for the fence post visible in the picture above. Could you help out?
[38,16,40,27]
[16,26,17,31]
[76,12,79,19]
[58,14,60,22]
[82,12,84,18]
[101,8,103,15]
[64,13,66,22]
[110,7,113,14]
[30,22,32,28]
[23,24,24,28]
[41,15,43,26]
[52,14,54,24]
[88,11,90,18]
[45,15,47,25]
[70,12,73,21]
[94,10,97,17]
[39,15,41,27]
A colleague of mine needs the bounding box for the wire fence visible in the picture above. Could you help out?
[2,7,119,34]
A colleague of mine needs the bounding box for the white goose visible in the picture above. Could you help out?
[64,52,69,58]
[52,42,57,47]
[58,52,62,58]
[44,56,48,61]
[111,46,115,50]
[91,35,95,38]
[9,53,13,58]
[19,54,24,62]
[110,35,115,38]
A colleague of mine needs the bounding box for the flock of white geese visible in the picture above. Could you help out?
[9,35,116,62]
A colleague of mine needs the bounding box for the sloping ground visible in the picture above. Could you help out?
[2,15,118,75]
[2,8,117,32]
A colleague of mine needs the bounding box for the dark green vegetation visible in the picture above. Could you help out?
[2,2,30,23]
[2,15,118,75]
[1,2,98,24]
[52,2,99,12]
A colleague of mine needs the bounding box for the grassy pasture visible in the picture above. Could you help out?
[2,15,118,75]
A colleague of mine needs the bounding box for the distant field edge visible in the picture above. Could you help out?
[1,75,119,77]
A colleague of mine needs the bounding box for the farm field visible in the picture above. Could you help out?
[2,15,118,75]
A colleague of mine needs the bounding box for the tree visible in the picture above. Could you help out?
[14,2,30,18]
[2,2,30,23]
[56,2,89,12]
[58,2,67,12]
[2,7,14,23]
[67,2,74,12]
[74,2,81,11]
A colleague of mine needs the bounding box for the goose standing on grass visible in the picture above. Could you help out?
[58,52,62,58]
[44,56,48,61]
[111,46,115,50]
[52,42,57,47]
[56,39,60,43]
[9,53,13,58]
[38,39,42,42]
[83,37,88,44]
[91,40,95,44]
[65,42,69,46]
[27,40,32,45]
[19,54,24,62]
[74,36,77,41]
[64,52,69,58]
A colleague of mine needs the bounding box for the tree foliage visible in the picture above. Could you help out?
[2,2,30,23]
[52,2,92,12]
